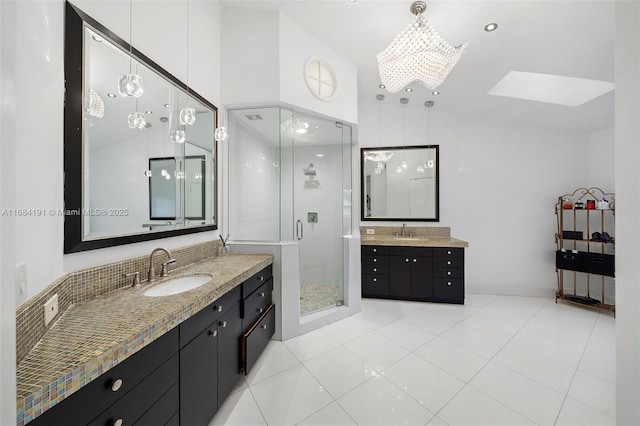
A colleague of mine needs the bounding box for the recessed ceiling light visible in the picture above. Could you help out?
[347,0,357,3]
[145,110,152,114]
[488,71,615,106]
[405,88,413,92]
[379,84,386,89]
[316,154,325,157]
[107,93,116,98]
[432,91,440,96]
[91,34,103,43]
[484,23,498,32]
[164,103,170,108]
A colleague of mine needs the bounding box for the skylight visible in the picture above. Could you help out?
[488,71,615,107]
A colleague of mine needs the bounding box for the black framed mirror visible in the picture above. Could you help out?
[361,145,439,221]
[64,2,217,253]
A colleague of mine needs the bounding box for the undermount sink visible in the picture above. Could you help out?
[142,274,213,297]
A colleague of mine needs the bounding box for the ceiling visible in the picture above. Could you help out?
[222,0,615,133]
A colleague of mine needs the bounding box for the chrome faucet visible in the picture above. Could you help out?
[401,223,407,237]
[147,248,176,282]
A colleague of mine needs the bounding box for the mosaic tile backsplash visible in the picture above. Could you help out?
[16,240,219,365]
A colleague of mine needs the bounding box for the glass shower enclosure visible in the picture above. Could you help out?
[228,107,352,316]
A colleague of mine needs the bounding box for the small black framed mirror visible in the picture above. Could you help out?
[361,145,439,221]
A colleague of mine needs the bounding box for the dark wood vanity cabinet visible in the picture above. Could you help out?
[28,264,274,426]
[362,245,464,304]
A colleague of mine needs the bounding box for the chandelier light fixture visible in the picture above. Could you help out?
[377,1,467,93]
[119,0,144,97]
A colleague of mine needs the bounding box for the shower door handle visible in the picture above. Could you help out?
[296,220,303,240]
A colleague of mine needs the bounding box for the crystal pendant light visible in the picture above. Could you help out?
[400,97,409,171]
[171,129,186,144]
[214,126,228,142]
[179,107,196,125]
[118,0,143,97]
[179,0,196,126]
[425,100,435,169]
[128,111,146,129]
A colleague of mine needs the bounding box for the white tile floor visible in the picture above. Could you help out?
[210,295,616,426]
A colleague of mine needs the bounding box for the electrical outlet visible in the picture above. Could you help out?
[15,262,27,305]
[366,228,375,235]
[44,294,59,327]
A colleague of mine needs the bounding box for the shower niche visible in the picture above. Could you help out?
[227,107,354,330]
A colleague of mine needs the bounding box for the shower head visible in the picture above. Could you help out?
[303,163,317,176]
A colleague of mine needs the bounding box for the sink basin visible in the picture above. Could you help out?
[142,274,213,297]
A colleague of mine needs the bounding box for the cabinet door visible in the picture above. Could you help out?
[180,324,218,426]
[217,303,243,407]
[410,256,433,299]
[390,256,412,298]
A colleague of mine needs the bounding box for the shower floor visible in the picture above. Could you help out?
[300,283,341,315]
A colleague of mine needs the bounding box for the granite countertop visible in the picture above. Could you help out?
[361,235,469,247]
[16,253,272,424]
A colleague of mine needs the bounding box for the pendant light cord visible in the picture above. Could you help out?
[129,0,133,74]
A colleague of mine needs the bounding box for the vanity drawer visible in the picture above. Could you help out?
[433,278,464,303]
[433,248,464,258]
[432,256,464,268]
[242,265,273,298]
[362,263,389,275]
[242,280,273,327]
[362,245,389,255]
[242,304,275,374]
[362,255,389,266]
[362,275,390,297]
[179,286,241,348]
[433,267,464,279]
[88,354,179,426]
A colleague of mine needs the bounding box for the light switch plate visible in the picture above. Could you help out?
[44,294,59,327]
[366,228,375,235]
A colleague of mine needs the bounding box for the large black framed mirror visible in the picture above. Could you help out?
[64,2,217,253]
[361,145,439,221]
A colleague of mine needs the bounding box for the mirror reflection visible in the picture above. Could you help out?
[71,18,216,247]
[361,146,439,221]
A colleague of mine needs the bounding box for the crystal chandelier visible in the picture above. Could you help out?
[377,1,466,93]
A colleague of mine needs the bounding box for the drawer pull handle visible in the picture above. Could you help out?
[373,278,377,282]
[413,259,417,263]
[405,258,409,263]
[259,292,266,297]
[110,378,123,392]
[261,324,268,330]
[447,250,451,255]
[209,330,218,337]
[447,261,452,265]
[258,308,264,313]
[220,321,227,328]
[112,419,123,426]
[259,276,265,282]
[447,271,452,276]
[214,305,223,312]
[373,268,377,272]
[373,258,377,263]
[447,282,452,286]
[373,248,377,253]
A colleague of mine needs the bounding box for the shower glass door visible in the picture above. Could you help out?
[284,111,352,316]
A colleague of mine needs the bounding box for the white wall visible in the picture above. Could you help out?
[587,126,615,191]
[359,100,589,297]
[11,0,222,301]
[278,15,358,125]
[615,1,640,424]
[1,1,18,423]
[221,6,358,125]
